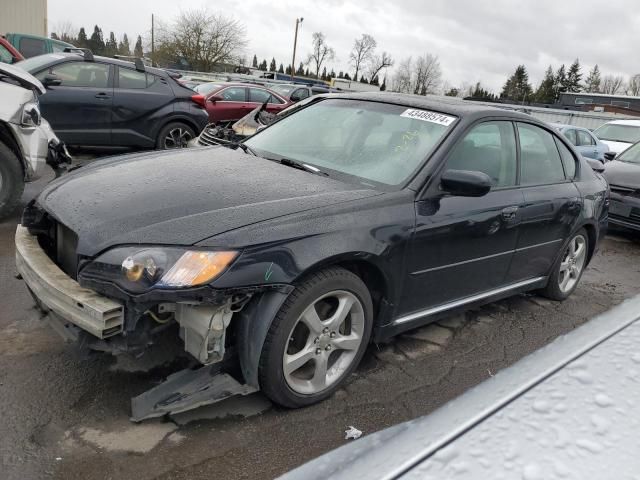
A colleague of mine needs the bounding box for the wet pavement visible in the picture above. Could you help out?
[1,168,639,479]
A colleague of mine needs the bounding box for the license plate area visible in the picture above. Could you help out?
[610,200,632,217]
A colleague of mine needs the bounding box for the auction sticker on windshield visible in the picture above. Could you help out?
[400,109,456,126]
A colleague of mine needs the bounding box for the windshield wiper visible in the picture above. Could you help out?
[234,143,257,156]
[277,157,329,176]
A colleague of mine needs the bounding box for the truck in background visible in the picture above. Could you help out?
[4,33,74,58]
[0,37,24,64]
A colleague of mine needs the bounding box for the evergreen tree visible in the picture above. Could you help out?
[278,63,285,74]
[445,87,459,97]
[533,66,556,104]
[89,25,105,54]
[269,58,276,72]
[285,65,292,75]
[500,65,533,102]
[337,71,344,79]
[134,35,143,58]
[77,27,88,48]
[252,54,258,68]
[259,59,268,71]
[360,76,368,84]
[104,31,118,57]
[51,32,59,40]
[344,73,351,80]
[554,64,567,100]
[370,76,379,86]
[566,59,582,93]
[380,75,387,91]
[304,67,310,77]
[329,69,336,79]
[321,66,327,80]
[584,64,602,93]
[296,62,304,75]
[118,34,130,55]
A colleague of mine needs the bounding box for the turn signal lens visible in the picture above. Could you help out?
[157,251,238,287]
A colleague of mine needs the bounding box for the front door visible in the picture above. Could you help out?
[399,120,523,317]
[36,61,113,146]
[211,86,249,123]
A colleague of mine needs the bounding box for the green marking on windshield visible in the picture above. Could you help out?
[265,262,274,281]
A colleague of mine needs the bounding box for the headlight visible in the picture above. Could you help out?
[21,102,41,127]
[80,247,238,293]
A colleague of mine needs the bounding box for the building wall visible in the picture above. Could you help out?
[0,0,48,36]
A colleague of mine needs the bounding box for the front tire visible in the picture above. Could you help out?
[156,122,195,150]
[0,142,24,220]
[258,267,373,408]
[540,229,589,300]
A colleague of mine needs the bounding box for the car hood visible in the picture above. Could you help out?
[600,139,633,154]
[0,62,45,94]
[603,160,640,188]
[36,147,381,256]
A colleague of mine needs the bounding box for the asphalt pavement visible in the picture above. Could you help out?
[1,169,639,480]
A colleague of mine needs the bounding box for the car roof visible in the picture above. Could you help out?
[550,123,590,131]
[602,119,640,127]
[32,52,169,77]
[280,296,640,480]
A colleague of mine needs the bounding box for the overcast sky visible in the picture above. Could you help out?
[49,0,639,92]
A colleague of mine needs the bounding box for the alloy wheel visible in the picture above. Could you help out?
[164,127,193,149]
[283,290,365,395]
[558,234,587,293]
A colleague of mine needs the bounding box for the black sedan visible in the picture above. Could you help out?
[603,141,640,232]
[15,51,209,149]
[16,93,608,415]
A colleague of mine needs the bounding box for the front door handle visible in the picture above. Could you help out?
[501,206,519,220]
[95,92,111,99]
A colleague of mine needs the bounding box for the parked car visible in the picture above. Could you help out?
[16,94,607,419]
[203,83,291,124]
[0,62,71,219]
[269,83,334,103]
[0,36,24,64]
[193,81,225,95]
[15,50,209,149]
[592,119,640,155]
[4,33,74,58]
[603,141,640,232]
[550,122,609,162]
[281,295,640,479]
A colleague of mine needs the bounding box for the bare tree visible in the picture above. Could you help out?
[627,74,640,96]
[51,20,76,43]
[155,8,247,71]
[306,32,335,79]
[392,57,413,93]
[349,34,377,81]
[601,75,625,95]
[413,54,442,95]
[367,51,393,83]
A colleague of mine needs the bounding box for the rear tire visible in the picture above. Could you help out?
[0,142,24,220]
[540,228,589,301]
[258,267,373,408]
[156,122,195,150]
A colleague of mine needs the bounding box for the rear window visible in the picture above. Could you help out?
[593,123,640,144]
[19,37,45,58]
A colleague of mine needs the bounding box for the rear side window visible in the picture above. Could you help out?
[219,87,246,101]
[446,121,517,188]
[555,139,577,179]
[19,37,45,58]
[0,44,13,63]
[518,123,566,185]
[576,129,595,146]
[563,129,577,145]
[118,68,147,89]
[249,88,275,103]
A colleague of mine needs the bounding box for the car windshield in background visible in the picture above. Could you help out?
[244,99,456,186]
[271,84,297,95]
[15,54,61,73]
[194,82,223,95]
[617,142,640,164]
[593,124,640,144]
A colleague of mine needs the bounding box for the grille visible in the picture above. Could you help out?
[198,126,224,146]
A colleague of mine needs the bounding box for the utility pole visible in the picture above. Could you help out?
[151,14,155,66]
[290,17,303,82]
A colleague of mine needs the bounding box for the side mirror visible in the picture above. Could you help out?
[43,74,62,87]
[208,95,223,103]
[604,151,616,162]
[441,169,492,197]
[585,157,605,173]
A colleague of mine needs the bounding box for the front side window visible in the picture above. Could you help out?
[245,99,457,186]
[218,87,246,101]
[518,123,566,185]
[446,121,517,188]
[576,129,595,146]
[617,142,640,164]
[291,88,310,102]
[118,68,147,89]
[38,61,110,88]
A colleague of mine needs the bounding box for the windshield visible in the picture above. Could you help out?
[593,124,640,144]
[617,142,640,164]
[15,54,63,73]
[244,99,457,186]
[195,82,223,95]
[271,84,296,95]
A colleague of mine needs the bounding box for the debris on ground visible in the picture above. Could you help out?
[345,426,363,440]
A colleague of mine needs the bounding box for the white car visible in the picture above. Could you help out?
[592,119,640,155]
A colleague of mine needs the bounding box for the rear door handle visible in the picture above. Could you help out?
[95,92,111,99]
[501,206,519,220]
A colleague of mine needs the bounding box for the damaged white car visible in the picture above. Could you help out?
[0,63,71,219]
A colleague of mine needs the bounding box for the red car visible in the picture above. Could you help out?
[203,83,291,125]
[0,36,24,64]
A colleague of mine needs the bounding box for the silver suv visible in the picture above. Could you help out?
[0,63,70,219]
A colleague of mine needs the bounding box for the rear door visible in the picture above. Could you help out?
[111,67,175,147]
[248,87,288,113]
[507,123,581,281]
[35,60,113,146]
